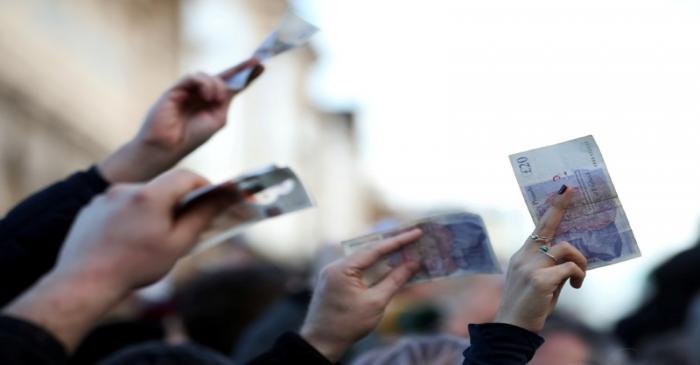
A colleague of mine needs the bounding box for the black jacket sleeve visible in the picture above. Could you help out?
[0,315,68,365]
[0,166,109,306]
[246,332,334,365]
[462,323,544,365]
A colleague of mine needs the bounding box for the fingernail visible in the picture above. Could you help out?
[557,185,568,195]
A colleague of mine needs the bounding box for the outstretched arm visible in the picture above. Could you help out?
[248,229,423,364]
[0,60,264,306]
[2,169,230,354]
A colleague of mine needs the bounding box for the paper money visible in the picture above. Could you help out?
[226,11,319,90]
[509,135,640,269]
[179,165,314,253]
[342,213,501,285]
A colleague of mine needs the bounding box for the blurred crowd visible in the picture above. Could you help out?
[2,56,700,365]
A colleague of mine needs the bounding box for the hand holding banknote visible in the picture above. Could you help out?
[342,213,500,284]
[495,185,588,333]
[301,229,423,362]
[98,59,264,183]
[178,165,314,253]
[226,11,319,90]
[509,135,640,269]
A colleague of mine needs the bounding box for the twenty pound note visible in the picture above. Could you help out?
[342,213,501,285]
[227,10,319,90]
[509,135,640,269]
[179,165,314,253]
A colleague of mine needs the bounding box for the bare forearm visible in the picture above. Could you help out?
[2,270,125,351]
[97,140,181,183]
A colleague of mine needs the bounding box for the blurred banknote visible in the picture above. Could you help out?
[227,11,319,90]
[179,165,313,253]
[509,135,640,269]
[342,213,501,285]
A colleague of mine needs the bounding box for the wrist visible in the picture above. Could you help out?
[300,325,350,362]
[98,140,177,183]
[494,311,542,333]
[3,269,128,351]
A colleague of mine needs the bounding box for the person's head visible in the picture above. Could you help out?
[530,312,623,365]
[174,264,287,354]
[98,342,233,365]
[351,334,469,365]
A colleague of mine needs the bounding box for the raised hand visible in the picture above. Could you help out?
[300,229,423,362]
[3,169,230,350]
[494,185,588,333]
[98,60,264,183]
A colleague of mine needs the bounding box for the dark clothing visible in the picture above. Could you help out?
[232,290,312,363]
[246,332,334,365]
[0,166,109,306]
[462,323,544,365]
[0,314,331,365]
[0,315,68,365]
[70,319,165,365]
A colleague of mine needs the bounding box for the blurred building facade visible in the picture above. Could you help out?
[0,0,181,209]
[179,0,371,264]
[0,0,370,265]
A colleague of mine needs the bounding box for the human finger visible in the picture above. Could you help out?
[369,261,420,302]
[540,261,586,290]
[345,229,422,270]
[527,185,573,248]
[212,76,229,102]
[218,58,260,79]
[546,241,587,274]
[146,169,209,206]
[191,72,218,101]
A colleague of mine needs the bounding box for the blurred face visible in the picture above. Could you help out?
[530,331,590,365]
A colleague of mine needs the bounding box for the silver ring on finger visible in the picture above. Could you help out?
[529,233,553,244]
[538,245,558,263]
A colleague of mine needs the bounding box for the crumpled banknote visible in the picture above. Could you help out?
[179,165,313,253]
[226,11,319,90]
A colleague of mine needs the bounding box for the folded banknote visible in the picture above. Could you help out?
[179,165,313,253]
[342,213,501,285]
[227,10,319,90]
[509,135,640,269]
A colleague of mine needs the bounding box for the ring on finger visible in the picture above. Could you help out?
[538,245,557,263]
[529,233,553,244]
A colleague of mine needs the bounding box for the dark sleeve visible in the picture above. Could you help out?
[245,332,334,365]
[0,166,109,306]
[0,315,67,365]
[462,323,544,365]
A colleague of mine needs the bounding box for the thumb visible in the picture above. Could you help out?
[172,184,237,244]
[369,261,420,303]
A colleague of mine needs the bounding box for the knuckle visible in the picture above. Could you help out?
[565,261,583,275]
[530,273,550,291]
[176,168,207,184]
[130,187,152,204]
[366,296,385,310]
[320,263,340,279]
[106,184,128,198]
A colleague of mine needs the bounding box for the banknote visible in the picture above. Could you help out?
[342,213,501,285]
[179,165,314,253]
[226,11,319,90]
[509,135,640,269]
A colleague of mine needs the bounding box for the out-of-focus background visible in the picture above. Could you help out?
[2,0,700,332]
